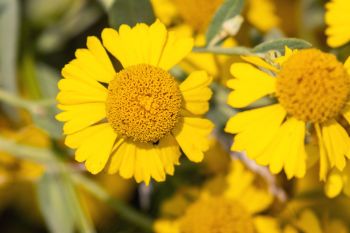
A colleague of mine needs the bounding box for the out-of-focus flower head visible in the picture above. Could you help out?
[154,159,279,233]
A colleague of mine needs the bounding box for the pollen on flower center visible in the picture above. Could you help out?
[276,49,350,123]
[106,64,182,143]
[179,197,255,233]
[172,0,223,32]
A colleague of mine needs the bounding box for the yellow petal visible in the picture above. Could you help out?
[65,123,110,149]
[134,143,166,185]
[315,123,330,181]
[86,36,116,76]
[256,118,306,178]
[74,45,115,83]
[173,117,214,162]
[75,124,117,174]
[321,120,350,171]
[227,104,286,159]
[325,0,350,48]
[109,140,170,185]
[325,169,344,198]
[158,135,181,175]
[58,103,106,134]
[56,90,107,105]
[180,71,213,115]
[158,30,193,70]
[227,63,276,108]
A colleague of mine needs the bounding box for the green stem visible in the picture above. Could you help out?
[0,136,154,233]
[0,89,55,113]
[192,46,252,55]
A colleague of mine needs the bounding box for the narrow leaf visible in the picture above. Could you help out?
[0,0,19,119]
[37,172,75,233]
[252,38,312,54]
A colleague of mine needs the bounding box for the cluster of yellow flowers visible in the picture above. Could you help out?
[3,0,350,232]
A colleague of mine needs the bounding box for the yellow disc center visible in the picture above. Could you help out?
[172,0,223,32]
[179,197,255,233]
[276,49,350,123]
[106,64,182,143]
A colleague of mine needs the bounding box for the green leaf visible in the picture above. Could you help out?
[37,168,96,233]
[33,63,62,139]
[206,0,244,45]
[252,38,312,53]
[37,172,75,233]
[108,0,155,29]
[0,0,19,120]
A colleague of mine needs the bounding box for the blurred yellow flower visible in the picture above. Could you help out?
[325,0,350,48]
[56,20,214,185]
[0,126,48,184]
[151,0,237,83]
[246,0,280,32]
[154,160,276,233]
[225,47,350,180]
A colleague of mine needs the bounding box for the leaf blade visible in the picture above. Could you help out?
[206,0,244,45]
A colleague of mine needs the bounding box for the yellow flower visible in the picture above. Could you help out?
[225,47,350,180]
[325,0,350,48]
[56,20,214,185]
[154,160,276,233]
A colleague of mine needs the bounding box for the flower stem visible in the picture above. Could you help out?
[192,46,252,55]
[0,88,55,113]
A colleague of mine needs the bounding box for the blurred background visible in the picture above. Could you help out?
[0,0,350,232]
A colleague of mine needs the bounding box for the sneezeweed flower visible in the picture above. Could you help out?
[225,47,350,181]
[325,0,350,48]
[56,20,214,185]
[154,160,276,233]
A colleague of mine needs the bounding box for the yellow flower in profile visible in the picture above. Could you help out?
[225,47,350,180]
[56,20,214,185]
[325,0,350,48]
[154,160,276,233]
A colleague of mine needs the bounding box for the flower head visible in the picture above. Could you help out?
[225,47,350,180]
[56,20,214,185]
